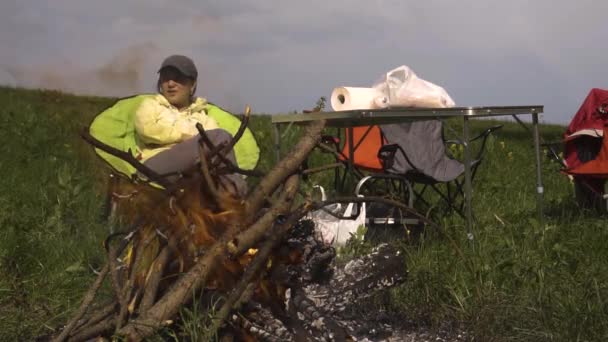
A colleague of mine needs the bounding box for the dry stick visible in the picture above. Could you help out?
[139,244,172,312]
[227,175,301,256]
[315,141,366,178]
[70,302,117,338]
[208,176,301,336]
[67,318,116,342]
[200,141,243,176]
[116,238,146,331]
[80,129,172,189]
[301,162,344,175]
[118,121,325,340]
[232,282,257,312]
[197,143,220,201]
[52,264,110,342]
[195,123,219,153]
[209,106,251,169]
[69,237,130,337]
[222,106,251,154]
[107,243,128,322]
[246,119,326,217]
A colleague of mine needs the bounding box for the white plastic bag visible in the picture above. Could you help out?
[306,186,366,246]
[334,200,366,245]
[372,65,455,108]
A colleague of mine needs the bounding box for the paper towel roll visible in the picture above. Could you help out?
[330,87,385,111]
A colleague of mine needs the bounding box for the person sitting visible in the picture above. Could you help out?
[133,55,248,196]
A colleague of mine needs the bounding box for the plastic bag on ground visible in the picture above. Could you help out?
[306,186,366,246]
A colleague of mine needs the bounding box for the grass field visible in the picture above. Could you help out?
[1,86,607,341]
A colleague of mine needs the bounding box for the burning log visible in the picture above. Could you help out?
[51,109,413,342]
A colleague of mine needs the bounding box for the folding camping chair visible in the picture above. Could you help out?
[319,120,502,220]
[83,94,261,222]
[562,88,608,212]
[317,125,417,232]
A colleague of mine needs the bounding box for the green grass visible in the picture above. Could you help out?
[1,86,607,341]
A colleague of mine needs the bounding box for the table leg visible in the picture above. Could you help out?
[342,127,355,193]
[463,116,473,239]
[532,113,544,225]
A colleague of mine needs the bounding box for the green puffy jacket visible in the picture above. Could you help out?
[88,94,260,178]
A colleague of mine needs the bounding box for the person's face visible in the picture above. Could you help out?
[158,67,196,109]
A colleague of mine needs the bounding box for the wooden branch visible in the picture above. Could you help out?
[224,106,251,155]
[52,264,109,342]
[139,244,172,312]
[233,282,257,311]
[70,302,117,337]
[107,243,127,327]
[210,106,251,168]
[228,175,300,256]
[194,123,239,176]
[115,239,146,331]
[67,317,115,342]
[301,162,343,175]
[197,144,220,202]
[80,129,171,189]
[315,140,344,158]
[246,119,326,217]
[195,123,218,152]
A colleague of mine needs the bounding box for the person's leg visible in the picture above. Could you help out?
[143,136,200,177]
[143,129,248,196]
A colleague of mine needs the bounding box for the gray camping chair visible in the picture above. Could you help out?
[377,120,502,218]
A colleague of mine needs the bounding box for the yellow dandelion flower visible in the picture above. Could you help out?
[500,141,505,149]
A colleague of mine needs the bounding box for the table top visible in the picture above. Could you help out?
[271,105,544,127]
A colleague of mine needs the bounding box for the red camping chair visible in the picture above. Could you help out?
[563,88,608,211]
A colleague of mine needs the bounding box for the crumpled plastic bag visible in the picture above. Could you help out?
[306,186,366,246]
[372,65,455,108]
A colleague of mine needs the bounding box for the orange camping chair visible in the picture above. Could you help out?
[319,125,418,232]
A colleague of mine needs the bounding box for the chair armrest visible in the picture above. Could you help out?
[471,125,503,142]
[377,144,400,170]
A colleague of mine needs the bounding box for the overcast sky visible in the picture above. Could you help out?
[1,0,606,123]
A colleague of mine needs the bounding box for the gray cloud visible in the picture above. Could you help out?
[0,0,606,122]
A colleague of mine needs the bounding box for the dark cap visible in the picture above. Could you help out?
[158,55,198,79]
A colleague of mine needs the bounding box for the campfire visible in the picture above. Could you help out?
[50,112,412,342]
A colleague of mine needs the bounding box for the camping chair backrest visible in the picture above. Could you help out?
[339,125,387,171]
[89,95,146,177]
[562,88,608,211]
[88,94,261,180]
[564,88,608,172]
